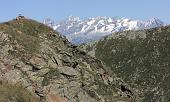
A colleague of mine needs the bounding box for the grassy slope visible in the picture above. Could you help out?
[82,26,170,102]
[0,81,41,102]
[0,18,63,53]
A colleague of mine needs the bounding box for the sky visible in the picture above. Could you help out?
[0,0,170,24]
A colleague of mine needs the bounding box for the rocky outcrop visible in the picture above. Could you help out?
[0,18,133,102]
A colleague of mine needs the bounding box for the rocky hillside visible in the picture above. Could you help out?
[80,25,170,102]
[0,16,136,102]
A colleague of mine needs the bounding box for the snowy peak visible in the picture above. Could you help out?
[67,16,80,22]
[145,18,164,27]
[44,16,164,44]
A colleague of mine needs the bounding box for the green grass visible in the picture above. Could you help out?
[0,81,41,102]
[0,19,55,53]
[83,26,170,101]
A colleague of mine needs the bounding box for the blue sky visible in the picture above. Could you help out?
[0,0,170,23]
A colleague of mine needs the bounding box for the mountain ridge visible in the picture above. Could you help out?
[44,16,164,44]
[0,17,135,102]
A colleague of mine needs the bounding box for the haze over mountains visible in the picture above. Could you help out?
[44,16,165,44]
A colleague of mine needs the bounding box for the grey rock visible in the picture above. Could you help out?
[58,66,79,77]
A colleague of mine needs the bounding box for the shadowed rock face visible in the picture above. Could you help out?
[80,26,170,102]
[0,18,133,102]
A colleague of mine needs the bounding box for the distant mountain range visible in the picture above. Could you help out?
[44,16,165,44]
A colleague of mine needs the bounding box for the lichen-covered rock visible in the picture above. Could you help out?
[58,66,79,76]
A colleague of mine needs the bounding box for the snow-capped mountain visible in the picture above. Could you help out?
[44,16,164,44]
